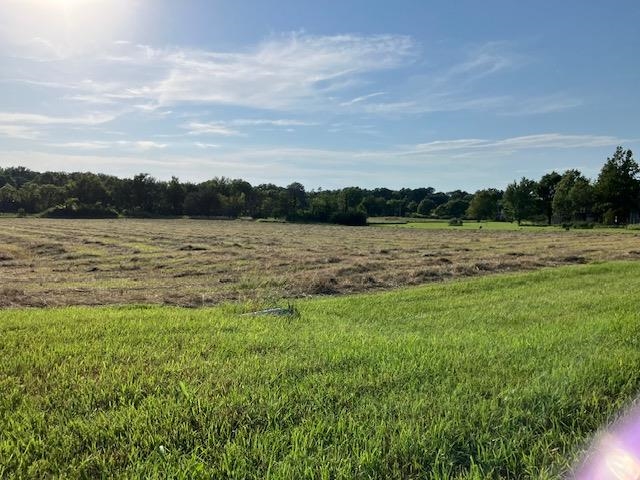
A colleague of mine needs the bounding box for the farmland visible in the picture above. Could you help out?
[2,261,640,478]
[1,218,640,307]
[2,218,640,478]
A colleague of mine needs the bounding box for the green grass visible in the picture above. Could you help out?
[2,262,640,478]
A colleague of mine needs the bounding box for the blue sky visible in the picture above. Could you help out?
[0,0,638,191]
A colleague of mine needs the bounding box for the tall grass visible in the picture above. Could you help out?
[1,262,640,478]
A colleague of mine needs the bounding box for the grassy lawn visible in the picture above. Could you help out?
[2,261,640,478]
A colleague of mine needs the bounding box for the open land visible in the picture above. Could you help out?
[2,218,640,478]
[2,262,640,478]
[1,218,640,307]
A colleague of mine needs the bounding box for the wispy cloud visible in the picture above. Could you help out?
[195,142,220,149]
[184,122,242,137]
[0,112,117,126]
[340,92,386,106]
[0,111,118,139]
[229,118,318,127]
[405,133,628,156]
[48,140,167,151]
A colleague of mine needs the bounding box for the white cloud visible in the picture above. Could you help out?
[0,125,40,139]
[94,33,416,110]
[406,134,628,156]
[195,142,220,149]
[0,112,117,126]
[0,111,119,139]
[229,119,318,127]
[184,122,242,137]
[48,140,167,151]
[339,92,386,106]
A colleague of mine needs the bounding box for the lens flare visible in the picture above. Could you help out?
[571,403,640,479]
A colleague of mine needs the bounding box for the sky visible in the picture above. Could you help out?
[0,0,638,191]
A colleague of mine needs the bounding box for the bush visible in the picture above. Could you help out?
[572,221,594,229]
[41,201,119,219]
[330,210,368,226]
[16,208,26,218]
[448,218,463,226]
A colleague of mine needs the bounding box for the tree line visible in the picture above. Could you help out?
[0,147,638,226]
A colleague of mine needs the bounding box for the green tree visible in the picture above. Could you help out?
[286,182,307,219]
[569,177,595,221]
[0,184,20,212]
[503,177,537,225]
[416,197,435,216]
[594,147,639,224]
[434,198,470,219]
[68,173,109,205]
[552,170,582,223]
[166,176,185,215]
[536,171,562,225]
[466,189,502,220]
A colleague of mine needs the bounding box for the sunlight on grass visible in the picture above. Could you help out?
[1,262,640,478]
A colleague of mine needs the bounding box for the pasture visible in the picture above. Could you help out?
[1,218,640,307]
[2,262,640,478]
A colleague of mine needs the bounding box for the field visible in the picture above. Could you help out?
[2,218,640,478]
[1,218,640,307]
[2,262,640,478]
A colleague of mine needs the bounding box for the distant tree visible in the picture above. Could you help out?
[166,176,185,215]
[286,182,307,219]
[386,198,405,216]
[183,182,223,216]
[0,184,20,212]
[434,198,471,219]
[38,184,67,211]
[429,192,450,207]
[131,173,157,213]
[552,170,583,223]
[18,183,42,213]
[416,197,436,216]
[569,177,595,221]
[536,171,562,225]
[466,188,502,220]
[339,187,363,213]
[359,195,386,217]
[594,147,639,224]
[68,173,109,205]
[503,177,537,225]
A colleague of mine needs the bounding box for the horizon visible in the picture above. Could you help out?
[0,0,638,191]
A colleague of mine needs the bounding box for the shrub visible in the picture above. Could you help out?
[573,221,594,229]
[16,208,26,218]
[448,218,463,226]
[330,210,368,226]
[41,201,119,219]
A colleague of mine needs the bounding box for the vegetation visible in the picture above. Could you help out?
[2,218,640,308]
[1,262,639,478]
[1,147,638,225]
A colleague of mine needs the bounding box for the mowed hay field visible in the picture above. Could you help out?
[2,262,640,478]
[1,218,640,307]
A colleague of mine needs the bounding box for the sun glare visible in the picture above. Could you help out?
[2,0,135,53]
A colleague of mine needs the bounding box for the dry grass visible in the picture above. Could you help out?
[0,218,639,307]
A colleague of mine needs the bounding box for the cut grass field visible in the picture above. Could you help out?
[1,218,640,307]
[371,218,636,232]
[2,261,640,478]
